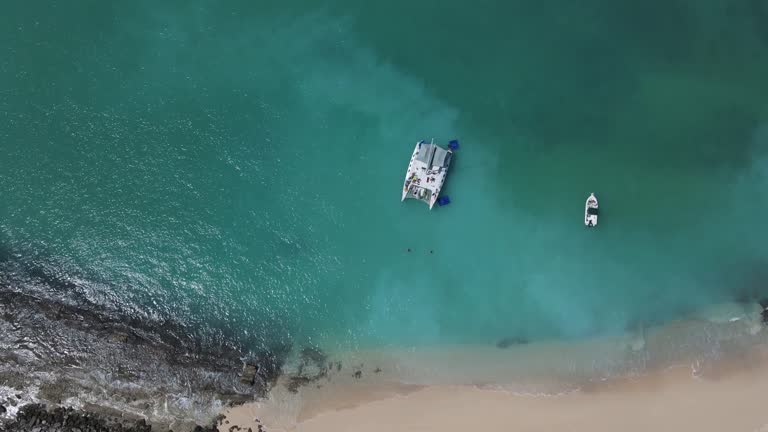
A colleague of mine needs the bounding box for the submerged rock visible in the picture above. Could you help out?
[756,299,768,323]
[496,336,529,348]
[300,346,326,365]
[282,346,332,393]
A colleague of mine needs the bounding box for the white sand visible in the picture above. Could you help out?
[220,345,768,432]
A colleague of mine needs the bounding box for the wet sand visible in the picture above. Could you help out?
[221,340,768,432]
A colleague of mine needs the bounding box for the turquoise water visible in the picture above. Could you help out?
[2,1,768,354]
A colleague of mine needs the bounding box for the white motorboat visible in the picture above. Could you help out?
[585,193,598,227]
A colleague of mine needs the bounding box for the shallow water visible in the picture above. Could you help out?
[239,305,768,430]
[2,0,768,366]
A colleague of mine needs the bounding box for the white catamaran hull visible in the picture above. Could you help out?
[402,142,420,202]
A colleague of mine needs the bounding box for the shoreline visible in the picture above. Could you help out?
[223,345,768,432]
[1,273,766,431]
[220,304,768,432]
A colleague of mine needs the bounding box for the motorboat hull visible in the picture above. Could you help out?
[585,193,598,227]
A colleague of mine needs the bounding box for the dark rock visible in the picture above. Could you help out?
[496,336,529,349]
[758,299,768,323]
[214,414,226,425]
[241,363,259,385]
[0,403,204,432]
[136,418,150,431]
[0,404,5,414]
[286,376,313,393]
[0,287,288,422]
[299,346,327,366]
[110,332,132,343]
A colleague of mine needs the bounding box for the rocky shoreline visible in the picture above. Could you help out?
[0,403,224,431]
[2,245,767,431]
[0,287,287,431]
[0,246,352,431]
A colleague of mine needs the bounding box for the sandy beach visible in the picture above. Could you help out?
[221,327,768,432]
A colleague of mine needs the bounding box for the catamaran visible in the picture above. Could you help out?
[401,139,455,209]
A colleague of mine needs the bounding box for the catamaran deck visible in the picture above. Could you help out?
[402,140,453,209]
